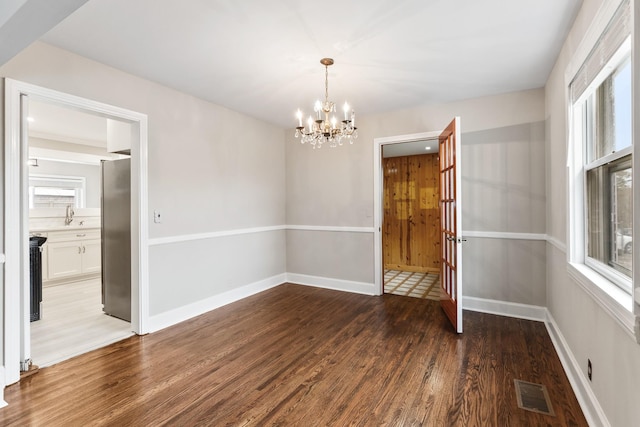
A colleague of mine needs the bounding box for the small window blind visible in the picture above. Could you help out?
[570,0,631,103]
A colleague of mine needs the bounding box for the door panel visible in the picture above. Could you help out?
[82,239,102,274]
[47,241,83,279]
[439,117,463,333]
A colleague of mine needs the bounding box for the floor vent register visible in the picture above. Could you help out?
[514,379,555,416]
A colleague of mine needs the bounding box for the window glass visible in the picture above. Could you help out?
[587,58,632,163]
[586,158,632,278]
[28,175,86,209]
[581,50,632,287]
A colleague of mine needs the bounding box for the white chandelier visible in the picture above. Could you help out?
[295,58,357,148]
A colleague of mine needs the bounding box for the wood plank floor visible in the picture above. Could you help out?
[1,284,587,426]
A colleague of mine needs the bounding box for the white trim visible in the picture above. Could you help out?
[567,263,635,339]
[286,225,375,233]
[286,273,376,296]
[148,273,286,332]
[462,296,547,322]
[545,311,611,427]
[3,79,150,386]
[146,227,558,247]
[584,144,632,170]
[0,366,6,409]
[4,79,24,388]
[461,231,547,241]
[547,235,567,253]
[148,225,287,246]
[0,254,5,264]
[373,130,442,296]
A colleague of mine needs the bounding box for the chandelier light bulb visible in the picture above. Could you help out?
[296,109,303,127]
[294,58,358,149]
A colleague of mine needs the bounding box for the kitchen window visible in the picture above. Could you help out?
[29,175,86,209]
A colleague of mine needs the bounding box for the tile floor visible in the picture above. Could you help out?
[31,279,133,368]
[384,270,441,300]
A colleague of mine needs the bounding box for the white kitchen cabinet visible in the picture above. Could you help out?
[44,229,101,283]
[81,239,102,274]
[48,240,83,279]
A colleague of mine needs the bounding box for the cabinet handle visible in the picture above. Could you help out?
[78,246,81,254]
[76,234,86,237]
[82,246,86,253]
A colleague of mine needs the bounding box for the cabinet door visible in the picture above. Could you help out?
[47,241,83,279]
[81,239,102,274]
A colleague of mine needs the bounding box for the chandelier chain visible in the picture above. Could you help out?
[325,64,329,103]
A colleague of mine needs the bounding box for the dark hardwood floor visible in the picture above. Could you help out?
[1,284,587,426]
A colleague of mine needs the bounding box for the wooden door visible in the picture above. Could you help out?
[439,117,463,333]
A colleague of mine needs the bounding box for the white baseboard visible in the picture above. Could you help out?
[0,366,6,408]
[544,312,610,427]
[286,273,376,296]
[462,296,547,321]
[148,273,286,332]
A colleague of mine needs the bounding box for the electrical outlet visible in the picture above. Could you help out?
[153,210,162,224]
[588,359,592,381]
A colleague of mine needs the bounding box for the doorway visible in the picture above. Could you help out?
[4,79,150,386]
[27,100,134,368]
[381,141,441,301]
[373,118,463,333]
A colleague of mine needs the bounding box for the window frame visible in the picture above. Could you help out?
[28,174,86,209]
[565,0,636,338]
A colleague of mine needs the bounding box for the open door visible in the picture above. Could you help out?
[439,117,463,333]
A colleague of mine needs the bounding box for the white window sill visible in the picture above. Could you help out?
[568,262,636,339]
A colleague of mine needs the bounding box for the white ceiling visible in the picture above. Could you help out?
[383,139,439,158]
[28,100,107,146]
[39,0,582,129]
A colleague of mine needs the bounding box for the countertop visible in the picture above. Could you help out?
[30,226,100,233]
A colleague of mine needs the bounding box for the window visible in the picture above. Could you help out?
[569,0,633,295]
[583,56,632,292]
[29,175,86,209]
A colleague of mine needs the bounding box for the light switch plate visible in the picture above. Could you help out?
[153,210,162,223]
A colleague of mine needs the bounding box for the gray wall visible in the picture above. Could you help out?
[286,89,547,305]
[545,0,640,426]
[0,41,287,320]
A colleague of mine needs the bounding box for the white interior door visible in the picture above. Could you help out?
[439,117,463,333]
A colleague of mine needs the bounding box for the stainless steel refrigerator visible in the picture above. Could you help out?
[101,158,131,322]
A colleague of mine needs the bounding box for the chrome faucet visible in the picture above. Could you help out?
[65,204,75,225]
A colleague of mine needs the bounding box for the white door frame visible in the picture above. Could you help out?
[373,130,441,295]
[3,79,150,386]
